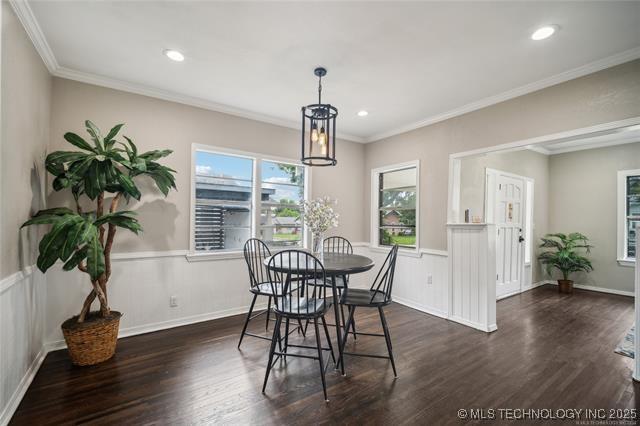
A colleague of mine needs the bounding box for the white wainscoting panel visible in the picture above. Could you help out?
[0,268,46,426]
[45,253,268,347]
[352,246,449,318]
[45,245,450,347]
[447,224,497,332]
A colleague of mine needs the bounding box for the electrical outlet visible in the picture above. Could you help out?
[427,274,433,285]
[170,296,178,307]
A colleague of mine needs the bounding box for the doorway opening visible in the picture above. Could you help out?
[485,169,534,299]
[447,117,640,339]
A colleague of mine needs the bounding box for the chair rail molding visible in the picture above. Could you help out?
[447,223,497,333]
[0,265,35,294]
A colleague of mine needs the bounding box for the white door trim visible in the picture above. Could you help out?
[486,168,530,299]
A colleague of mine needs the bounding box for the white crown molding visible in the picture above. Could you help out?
[11,0,640,145]
[53,67,365,143]
[8,0,365,143]
[365,46,640,143]
[450,116,640,159]
[544,131,640,155]
[525,145,552,156]
[8,0,58,73]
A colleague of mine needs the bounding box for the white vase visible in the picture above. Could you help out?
[312,233,324,256]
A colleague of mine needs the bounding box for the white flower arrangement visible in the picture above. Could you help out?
[301,196,339,235]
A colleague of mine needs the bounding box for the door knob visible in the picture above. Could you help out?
[519,236,525,243]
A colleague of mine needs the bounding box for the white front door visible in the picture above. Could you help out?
[494,173,525,298]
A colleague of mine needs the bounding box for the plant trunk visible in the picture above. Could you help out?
[92,280,110,316]
[76,192,121,323]
[78,290,96,322]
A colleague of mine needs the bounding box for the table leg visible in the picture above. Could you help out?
[344,274,356,340]
[332,275,345,375]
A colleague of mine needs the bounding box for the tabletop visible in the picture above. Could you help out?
[264,252,375,275]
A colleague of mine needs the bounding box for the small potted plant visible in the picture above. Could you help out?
[22,121,176,365]
[538,233,594,294]
[300,197,339,256]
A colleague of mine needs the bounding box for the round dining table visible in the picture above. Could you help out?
[264,252,375,275]
[264,251,375,374]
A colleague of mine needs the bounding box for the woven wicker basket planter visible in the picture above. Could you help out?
[61,311,122,366]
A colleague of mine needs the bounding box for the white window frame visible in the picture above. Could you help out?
[188,143,310,261]
[617,168,640,267]
[370,160,420,255]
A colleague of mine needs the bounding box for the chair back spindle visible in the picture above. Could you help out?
[323,236,353,254]
[243,238,273,290]
[370,245,399,304]
[267,250,333,316]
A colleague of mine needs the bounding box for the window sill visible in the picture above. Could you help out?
[617,258,636,267]
[186,251,244,262]
[369,245,422,258]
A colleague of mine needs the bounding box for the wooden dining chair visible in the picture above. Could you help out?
[337,245,399,377]
[262,250,336,402]
[320,236,357,338]
[238,239,276,348]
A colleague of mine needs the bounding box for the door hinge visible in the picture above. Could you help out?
[497,274,499,280]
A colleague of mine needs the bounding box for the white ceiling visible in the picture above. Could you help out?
[19,1,640,142]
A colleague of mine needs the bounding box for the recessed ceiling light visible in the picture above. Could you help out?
[531,25,557,41]
[357,110,369,117]
[163,49,184,62]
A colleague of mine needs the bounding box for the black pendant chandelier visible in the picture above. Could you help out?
[301,67,337,166]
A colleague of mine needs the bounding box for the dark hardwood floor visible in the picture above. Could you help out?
[10,285,638,425]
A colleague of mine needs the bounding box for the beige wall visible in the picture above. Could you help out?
[1,4,49,420]
[49,78,366,253]
[364,59,640,251]
[548,142,640,293]
[1,3,52,279]
[459,149,549,282]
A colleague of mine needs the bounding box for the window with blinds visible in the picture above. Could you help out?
[194,151,254,252]
[377,166,417,249]
[192,147,307,253]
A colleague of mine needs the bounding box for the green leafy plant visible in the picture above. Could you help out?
[22,121,176,322]
[538,233,594,280]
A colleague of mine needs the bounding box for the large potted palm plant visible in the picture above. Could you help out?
[22,121,176,365]
[538,232,594,294]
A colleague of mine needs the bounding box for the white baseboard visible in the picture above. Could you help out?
[45,302,269,352]
[393,295,447,319]
[497,281,547,300]
[0,346,47,426]
[498,280,632,299]
[447,315,498,333]
[527,281,549,290]
[496,289,522,300]
[542,280,634,297]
